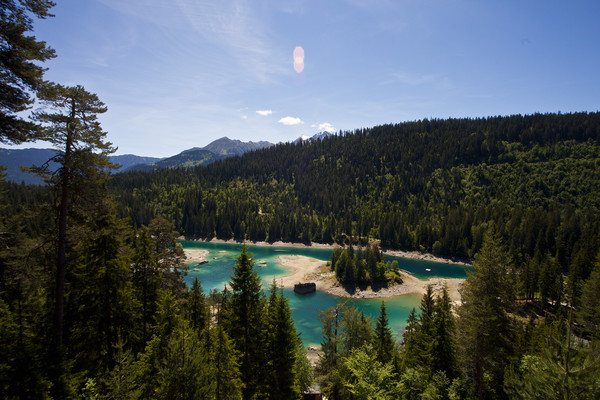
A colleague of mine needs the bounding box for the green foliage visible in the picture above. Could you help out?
[101,113,600,313]
[187,277,208,335]
[578,255,600,338]
[373,301,395,364]
[420,371,451,400]
[7,101,600,398]
[147,216,188,295]
[134,289,183,397]
[211,325,243,400]
[108,113,600,269]
[316,305,342,397]
[98,336,140,400]
[222,245,267,399]
[505,314,600,399]
[330,244,390,284]
[340,343,397,400]
[432,285,457,379]
[153,322,213,400]
[28,82,117,397]
[457,231,517,399]
[0,0,56,144]
[295,339,314,393]
[400,284,457,383]
[264,282,300,399]
[0,297,51,399]
[67,202,138,374]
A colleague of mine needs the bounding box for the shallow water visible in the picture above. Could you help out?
[181,241,468,346]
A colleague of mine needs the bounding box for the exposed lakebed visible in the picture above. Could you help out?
[181,240,469,346]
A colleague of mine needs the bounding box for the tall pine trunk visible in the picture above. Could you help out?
[54,108,74,348]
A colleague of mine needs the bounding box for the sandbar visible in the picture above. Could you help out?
[275,255,464,304]
[180,237,470,266]
[184,249,209,263]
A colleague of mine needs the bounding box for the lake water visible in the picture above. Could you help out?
[181,240,468,346]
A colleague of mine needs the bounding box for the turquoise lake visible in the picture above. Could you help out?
[181,241,469,346]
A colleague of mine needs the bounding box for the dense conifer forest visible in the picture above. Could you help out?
[328,244,400,285]
[1,0,599,398]
[105,112,600,305]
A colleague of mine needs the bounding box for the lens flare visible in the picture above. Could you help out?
[293,46,304,73]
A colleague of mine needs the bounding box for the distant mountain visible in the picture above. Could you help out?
[110,154,163,171]
[201,137,273,156]
[0,148,59,185]
[294,131,335,144]
[126,137,274,171]
[1,137,275,183]
[0,148,162,185]
[126,149,226,171]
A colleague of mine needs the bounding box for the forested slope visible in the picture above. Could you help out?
[110,112,600,287]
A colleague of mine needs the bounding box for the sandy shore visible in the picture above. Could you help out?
[382,250,470,266]
[183,249,210,263]
[180,237,470,266]
[276,255,464,304]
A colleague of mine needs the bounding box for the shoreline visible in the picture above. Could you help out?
[275,255,464,304]
[179,236,471,266]
[183,245,465,304]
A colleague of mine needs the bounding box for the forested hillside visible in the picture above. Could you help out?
[2,0,599,398]
[109,112,600,297]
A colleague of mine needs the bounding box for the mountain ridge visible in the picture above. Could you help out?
[125,136,274,172]
[0,136,277,183]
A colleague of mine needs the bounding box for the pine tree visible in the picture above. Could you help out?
[33,82,115,397]
[457,230,516,399]
[419,284,436,337]
[134,289,184,398]
[148,216,188,295]
[0,0,55,144]
[131,226,160,348]
[264,282,300,399]
[68,199,137,374]
[225,245,266,399]
[188,277,207,335]
[505,312,600,399]
[154,322,212,400]
[373,301,395,364]
[341,343,397,400]
[340,306,372,354]
[295,339,314,393]
[400,307,419,369]
[212,324,243,400]
[99,336,141,400]
[431,284,456,379]
[317,305,343,400]
[538,256,562,308]
[0,296,52,398]
[578,254,600,338]
[401,286,436,375]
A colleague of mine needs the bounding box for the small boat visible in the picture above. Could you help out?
[425,268,431,272]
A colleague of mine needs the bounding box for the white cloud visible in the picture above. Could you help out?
[315,122,335,132]
[256,110,273,116]
[278,116,304,126]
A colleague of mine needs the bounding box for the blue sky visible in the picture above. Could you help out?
[11,0,600,157]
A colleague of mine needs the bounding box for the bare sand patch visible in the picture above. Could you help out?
[184,249,209,263]
[276,255,464,304]
[179,237,470,266]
